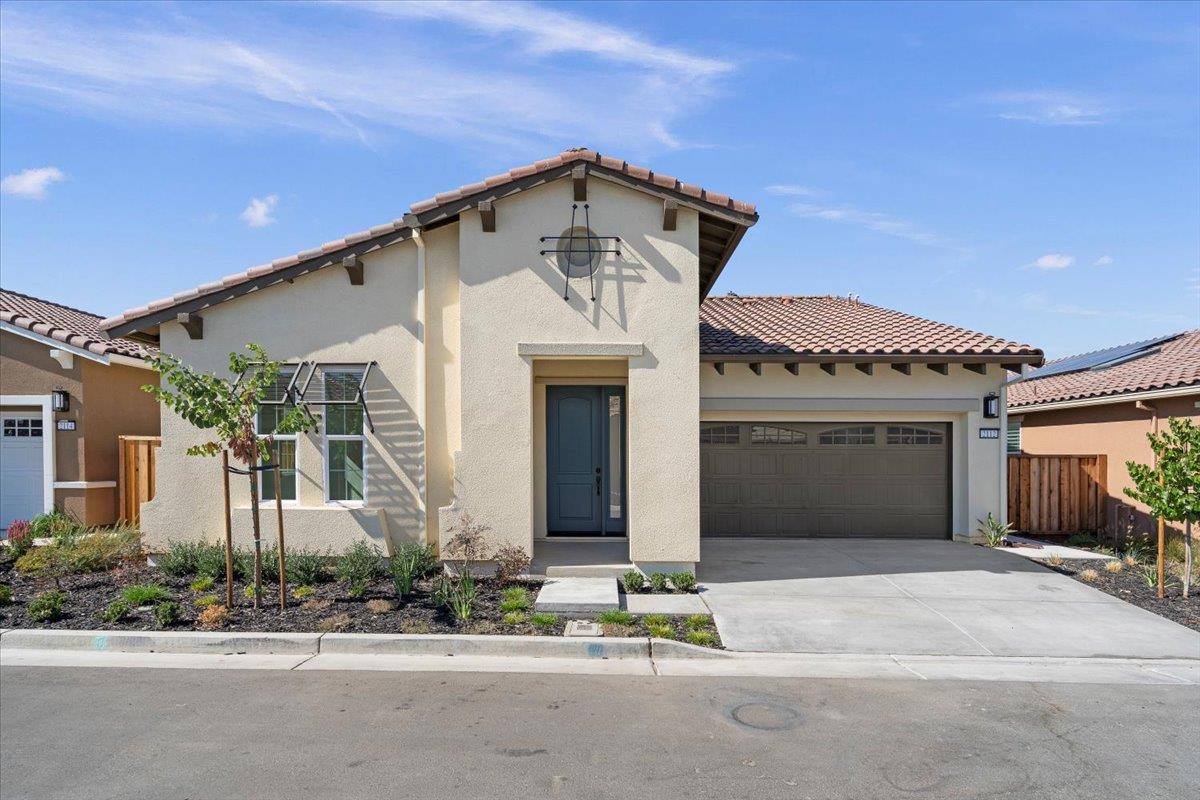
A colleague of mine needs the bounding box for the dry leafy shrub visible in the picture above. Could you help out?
[301,598,332,612]
[197,604,229,630]
[444,512,492,566]
[399,618,432,635]
[601,623,638,638]
[1045,554,1064,567]
[1104,560,1124,574]
[493,544,531,585]
[1080,568,1099,583]
[365,599,394,614]
[317,613,352,632]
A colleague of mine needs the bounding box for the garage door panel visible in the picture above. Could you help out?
[701,421,948,539]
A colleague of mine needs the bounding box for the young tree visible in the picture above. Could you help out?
[144,344,316,606]
[1125,417,1199,599]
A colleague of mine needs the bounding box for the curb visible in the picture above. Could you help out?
[0,629,320,655]
[650,638,733,659]
[320,633,649,659]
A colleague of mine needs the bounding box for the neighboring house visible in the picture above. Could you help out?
[1007,330,1200,537]
[99,149,1042,571]
[1,289,160,530]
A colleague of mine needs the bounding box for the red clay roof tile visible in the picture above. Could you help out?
[2,288,154,359]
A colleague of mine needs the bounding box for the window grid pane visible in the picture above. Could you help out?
[261,440,297,501]
[328,440,365,502]
[885,426,944,445]
[750,425,807,445]
[699,424,740,445]
[818,426,876,446]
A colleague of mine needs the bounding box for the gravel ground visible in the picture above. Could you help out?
[1041,557,1200,631]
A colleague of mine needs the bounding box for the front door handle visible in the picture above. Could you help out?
[596,469,602,496]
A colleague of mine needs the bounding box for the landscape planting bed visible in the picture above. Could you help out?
[1041,558,1199,632]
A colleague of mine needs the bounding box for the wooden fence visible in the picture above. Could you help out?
[118,436,161,526]
[1007,454,1107,535]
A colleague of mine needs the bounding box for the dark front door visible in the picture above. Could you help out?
[547,386,625,536]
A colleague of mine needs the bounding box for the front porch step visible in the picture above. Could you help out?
[534,577,620,613]
[542,563,634,579]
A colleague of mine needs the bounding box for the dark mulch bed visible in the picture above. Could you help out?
[0,557,721,646]
[1040,558,1200,632]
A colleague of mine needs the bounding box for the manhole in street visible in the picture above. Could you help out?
[727,701,801,731]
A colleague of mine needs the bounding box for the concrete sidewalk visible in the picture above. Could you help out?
[697,538,1200,658]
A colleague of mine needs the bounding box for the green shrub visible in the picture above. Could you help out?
[157,540,205,577]
[189,576,215,592]
[293,585,316,600]
[502,611,528,626]
[642,613,669,627]
[0,584,11,605]
[684,614,711,631]
[14,547,54,574]
[259,544,280,584]
[976,512,1014,548]
[194,594,220,608]
[232,548,254,581]
[154,601,182,626]
[684,630,717,647]
[100,599,132,623]
[597,609,633,625]
[647,624,674,639]
[622,570,645,593]
[30,509,82,543]
[286,548,330,585]
[430,574,454,607]
[244,584,258,599]
[530,612,558,630]
[194,544,228,580]
[391,542,436,597]
[28,590,66,622]
[121,584,172,606]
[337,541,384,595]
[446,573,477,621]
[648,572,670,593]
[499,586,531,613]
[669,572,697,593]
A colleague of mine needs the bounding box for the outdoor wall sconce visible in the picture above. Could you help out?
[983,392,1000,419]
[51,388,70,412]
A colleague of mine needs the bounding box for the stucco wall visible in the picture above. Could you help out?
[140,239,425,553]
[1015,393,1199,537]
[700,362,1010,538]
[450,175,701,567]
[1,331,84,483]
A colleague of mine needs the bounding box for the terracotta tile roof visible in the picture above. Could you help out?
[1007,329,1200,409]
[100,148,756,334]
[699,295,1043,360]
[1,288,155,359]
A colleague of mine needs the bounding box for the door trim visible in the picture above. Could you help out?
[1,395,55,518]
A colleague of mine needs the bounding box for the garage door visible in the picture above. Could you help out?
[1,413,45,531]
[700,422,949,539]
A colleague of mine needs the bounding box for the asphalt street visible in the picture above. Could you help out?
[1,665,1196,800]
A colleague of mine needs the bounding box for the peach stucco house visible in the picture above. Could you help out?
[100,149,1042,572]
[1008,330,1200,538]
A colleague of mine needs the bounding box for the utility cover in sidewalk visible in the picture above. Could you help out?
[564,620,601,637]
[535,577,619,613]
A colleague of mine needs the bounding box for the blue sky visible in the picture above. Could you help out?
[1,0,1197,358]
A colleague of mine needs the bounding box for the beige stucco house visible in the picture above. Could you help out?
[1,289,160,529]
[101,149,1042,571]
[1008,330,1199,538]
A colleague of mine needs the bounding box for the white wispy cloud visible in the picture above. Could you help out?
[240,195,278,228]
[981,91,1108,126]
[784,200,954,249]
[0,166,65,199]
[0,3,729,152]
[765,184,822,197]
[1031,253,1075,270]
[1022,292,1190,325]
[1093,255,1114,267]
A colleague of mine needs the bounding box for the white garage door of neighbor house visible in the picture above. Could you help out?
[1,414,45,531]
[700,421,950,539]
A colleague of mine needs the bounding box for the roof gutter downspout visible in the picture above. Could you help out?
[413,227,429,546]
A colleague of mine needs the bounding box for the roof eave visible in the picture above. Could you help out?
[700,352,1045,365]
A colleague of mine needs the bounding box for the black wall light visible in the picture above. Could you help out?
[983,392,1000,419]
[51,389,70,412]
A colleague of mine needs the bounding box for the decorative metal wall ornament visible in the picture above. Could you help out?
[539,203,621,301]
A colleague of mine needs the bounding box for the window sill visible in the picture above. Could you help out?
[234,503,367,512]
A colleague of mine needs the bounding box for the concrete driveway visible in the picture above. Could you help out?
[697,538,1200,658]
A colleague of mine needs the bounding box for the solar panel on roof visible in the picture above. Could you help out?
[1028,334,1177,381]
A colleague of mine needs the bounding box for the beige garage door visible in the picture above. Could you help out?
[700,422,950,539]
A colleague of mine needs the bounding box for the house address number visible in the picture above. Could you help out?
[979,427,1000,439]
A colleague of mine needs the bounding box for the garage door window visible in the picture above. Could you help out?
[886,426,944,445]
[750,424,806,445]
[700,424,740,445]
[2,419,42,438]
[818,426,874,445]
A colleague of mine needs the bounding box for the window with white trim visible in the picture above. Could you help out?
[324,368,366,503]
[256,367,298,502]
[1006,418,1022,454]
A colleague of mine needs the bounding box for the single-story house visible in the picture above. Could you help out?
[100,149,1042,571]
[1008,330,1199,537]
[1,289,160,530]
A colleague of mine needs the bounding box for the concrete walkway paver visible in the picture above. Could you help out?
[697,538,1200,658]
